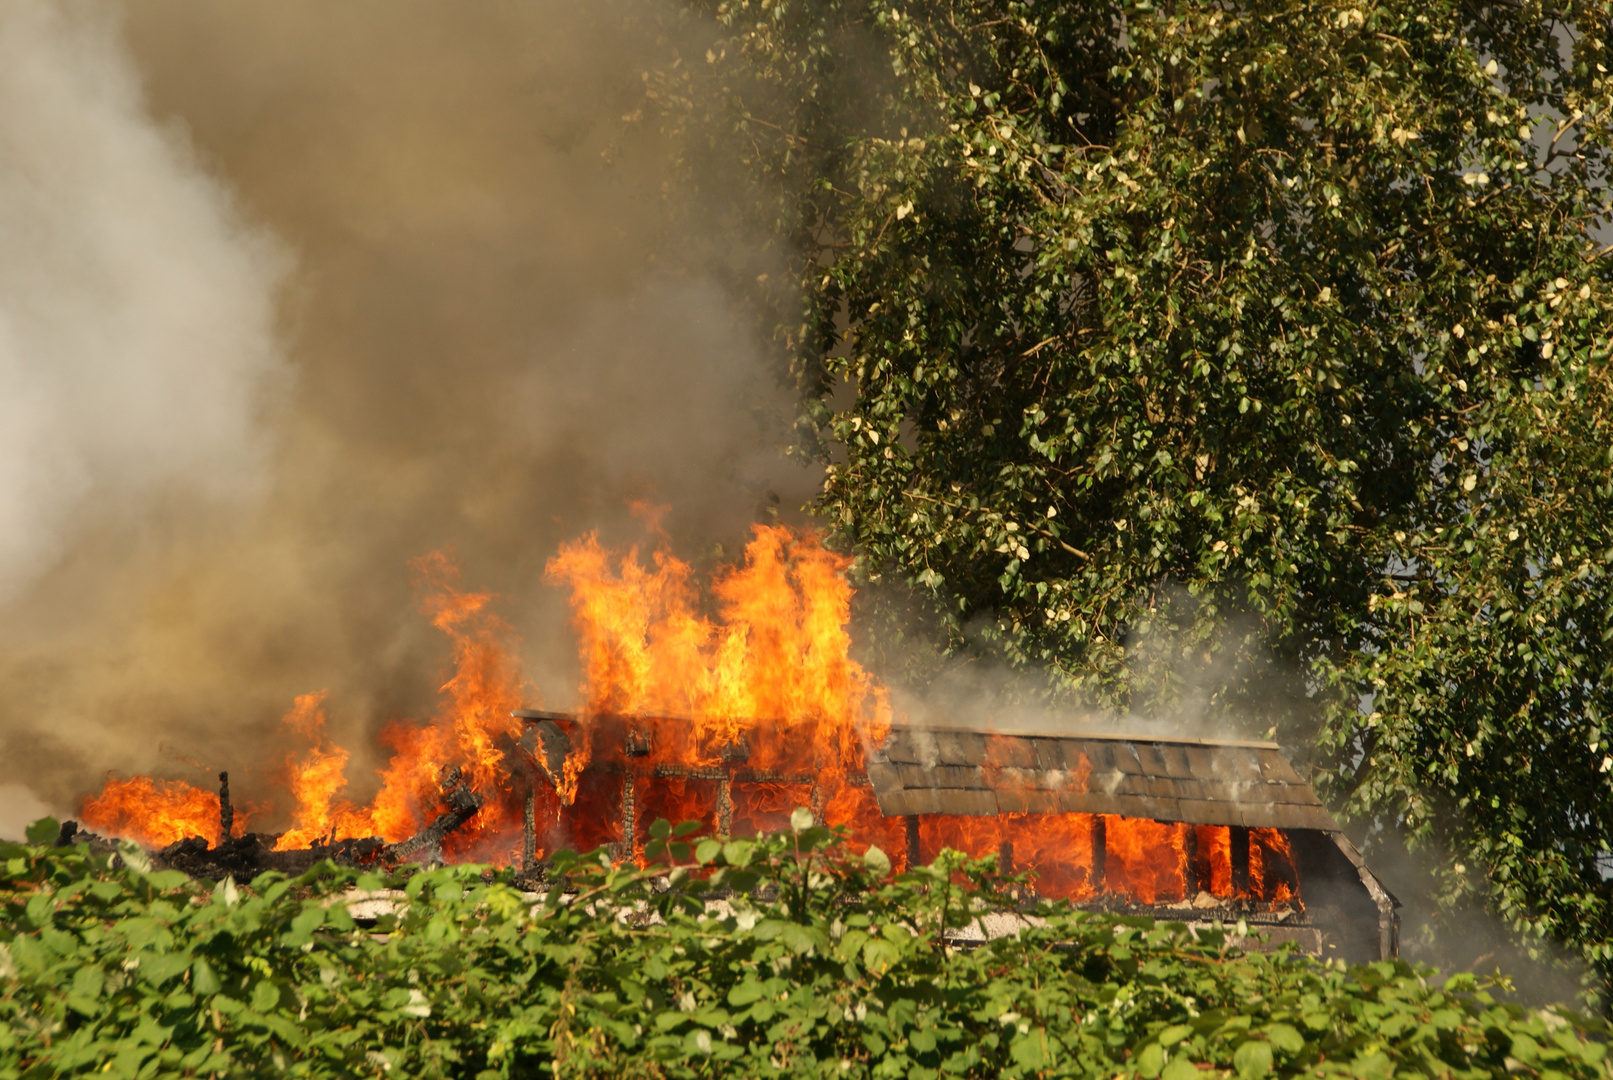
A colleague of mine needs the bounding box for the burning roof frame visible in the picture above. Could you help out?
[509,711,1401,963]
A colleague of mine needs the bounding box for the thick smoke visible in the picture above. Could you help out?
[0,2,285,602]
[0,0,812,828]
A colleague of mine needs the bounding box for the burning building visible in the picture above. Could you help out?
[72,523,1397,965]
[508,709,1399,965]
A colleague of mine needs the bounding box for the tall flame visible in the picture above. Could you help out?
[356,552,528,856]
[544,523,889,776]
[272,692,374,850]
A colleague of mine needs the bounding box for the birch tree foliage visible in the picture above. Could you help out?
[653,0,1613,993]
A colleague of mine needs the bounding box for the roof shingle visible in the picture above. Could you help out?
[868,727,1338,831]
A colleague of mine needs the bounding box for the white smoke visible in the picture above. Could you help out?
[0,1,285,600]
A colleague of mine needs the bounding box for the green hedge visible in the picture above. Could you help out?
[1,814,1608,1079]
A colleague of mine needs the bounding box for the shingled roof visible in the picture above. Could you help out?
[866,727,1339,832]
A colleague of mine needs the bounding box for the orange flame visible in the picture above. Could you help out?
[81,550,527,855]
[80,775,237,849]
[544,524,890,779]
[903,814,1298,906]
[272,692,375,850]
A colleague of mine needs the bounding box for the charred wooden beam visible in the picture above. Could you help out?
[1183,823,1203,894]
[1090,815,1107,891]
[218,771,234,842]
[647,763,828,785]
[158,832,386,880]
[905,815,921,869]
[522,787,537,872]
[618,772,637,861]
[716,774,733,836]
[386,765,482,867]
[1230,825,1252,894]
[998,839,1014,877]
[509,718,574,798]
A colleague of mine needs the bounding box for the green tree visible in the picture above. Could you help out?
[653,0,1613,994]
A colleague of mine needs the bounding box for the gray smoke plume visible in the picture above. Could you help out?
[0,0,813,829]
[0,1,286,602]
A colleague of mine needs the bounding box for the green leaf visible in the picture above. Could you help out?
[1161,1056,1201,1080]
[1261,1023,1305,1055]
[24,818,60,846]
[140,953,190,987]
[289,906,324,939]
[251,980,281,1013]
[1233,1040,1273,1078]
[1010,1029,1048,1071]
[191,957,221,997]
[1350,1050,1394,1080]
[862,938,901,974]
[727,978,768,1006]
[70,964,104,1001]
[780,923,821,955]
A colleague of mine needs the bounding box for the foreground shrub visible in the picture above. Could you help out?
[1,815,1608,1078]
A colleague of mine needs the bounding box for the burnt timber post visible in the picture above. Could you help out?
[716,774,733,835]
[217,771,233,843]
[385,764,482,867]
[521,786,537,872]
[1182,822,1202,894]
[1230,825,1252,894]
[904,815,921,870]
[1090,815,1107,891]
[619,773,637,861]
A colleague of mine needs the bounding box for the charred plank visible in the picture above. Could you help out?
[218,771,234,841]
[385,765,482,867]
